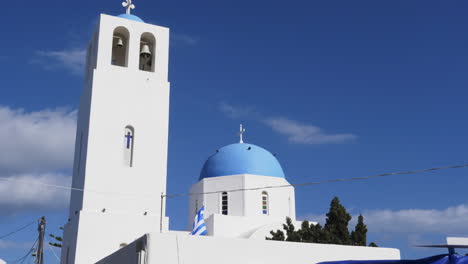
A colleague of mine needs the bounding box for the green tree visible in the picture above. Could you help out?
[283,217,301,242]
[267,217,301,242]
[267,229,285,241]
[314,223,332,244]
[300,221,331,244]
[267,197,376,247]
[298,220,312,242]
[350,215,367,246]
[324,197,352,245]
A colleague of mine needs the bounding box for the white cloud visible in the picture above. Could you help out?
[0,240,34,250]
[0,259,5,264]
[0,106,76,174]
[219,102,259,119]
[34,49,86,75]
[0,106,75,214]
[302,203,468,238]
[265,118,357,145]
[219,103,356,145]
[362,204,468,235]
[171,33,200,46]
[0,173,71,213]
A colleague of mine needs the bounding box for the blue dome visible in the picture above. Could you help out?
[200,143,285,180]
[118,14,144,23]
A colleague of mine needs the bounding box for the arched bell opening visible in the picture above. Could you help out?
[139,32,156,72]
[112,27,130,67]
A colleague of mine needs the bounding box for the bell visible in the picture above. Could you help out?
[116,37,124,47]
[140,44,151,58]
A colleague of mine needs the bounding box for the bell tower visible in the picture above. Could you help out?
[61,4,170,263]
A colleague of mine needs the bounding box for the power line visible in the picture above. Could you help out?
[0,176,90,193]
[0,164,467,200]
[0,176,157,201]
[163,164,468,198]
[19,244,35,264]
[0,220,37,240]
[45,237,61,263]
[6,238,38,264]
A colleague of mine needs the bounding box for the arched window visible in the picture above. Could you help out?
[221,192,228,215]
[139,33,156,72]
[112,27,130,67]
[262,191,269,215]
[124,126,134,167]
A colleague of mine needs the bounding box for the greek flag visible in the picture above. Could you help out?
[191,205,208,236]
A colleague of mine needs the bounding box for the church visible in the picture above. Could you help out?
[60,2,401,263]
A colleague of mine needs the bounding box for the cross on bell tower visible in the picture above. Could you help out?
[122,0,135,14]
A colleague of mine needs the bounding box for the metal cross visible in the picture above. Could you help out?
[125,132,133,149]
[239,124,246,144]
[122,0,136,15]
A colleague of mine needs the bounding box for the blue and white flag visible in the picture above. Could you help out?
[191,205,208,236]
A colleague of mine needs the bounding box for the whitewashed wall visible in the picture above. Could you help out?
[61,13,171,264]
[97,233,401,264]
[205,213,313,239]
[188,174,296,230]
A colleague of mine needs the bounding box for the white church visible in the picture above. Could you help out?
[60,2,401,263]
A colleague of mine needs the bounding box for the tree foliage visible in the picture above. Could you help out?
[350,215,368,246]
[267,197,377,247]
[324,197,352,245]
[267,229,285,241]
[284,217,301,242]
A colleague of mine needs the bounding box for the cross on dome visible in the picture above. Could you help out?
[239,124,246,144]
[122,0,136,15]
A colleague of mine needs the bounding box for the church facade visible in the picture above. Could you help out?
[60,4,401,264]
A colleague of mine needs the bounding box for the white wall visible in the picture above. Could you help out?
[97,233,401,264]
[188,174,296,230]
[62,13,170,264]
[205,213,313,239]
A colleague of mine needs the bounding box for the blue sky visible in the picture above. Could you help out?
[1,0,468,262]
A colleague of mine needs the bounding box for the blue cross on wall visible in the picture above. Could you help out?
[125,132,133,149]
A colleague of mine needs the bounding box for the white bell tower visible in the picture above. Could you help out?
[61,5,170,264]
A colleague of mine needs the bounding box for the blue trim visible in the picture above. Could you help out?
[117,14,144,23]
[318,254,468,264]
[199,143,285,180]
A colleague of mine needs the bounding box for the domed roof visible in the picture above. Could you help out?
[199,143,285,180]
[118,14,144,23]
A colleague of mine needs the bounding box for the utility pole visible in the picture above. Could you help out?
[36,216,46,264]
